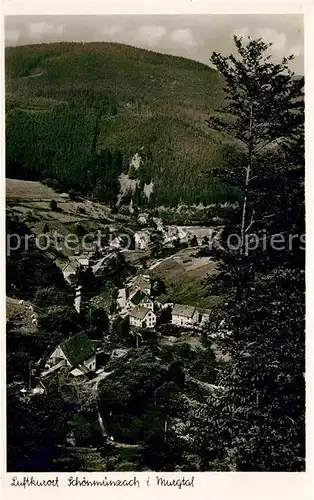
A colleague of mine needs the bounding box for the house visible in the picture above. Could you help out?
[127,274,151,297]
[171,304,200,327]
[111,348,130,359]
[134,230,150,250]
[59,260,79,283]
[127,290,154,311]
[57,253,92,284]
[44,332,96,372]
[87,370,114,388]
[76,254,91,268]
[138,213,149,225]
[129,307,156,328]
[164,226,188,245]
[110,235,124,249]
[152,217,164,232]
[155,296,174,310]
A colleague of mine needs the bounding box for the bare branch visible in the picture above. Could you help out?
[245,210,255,233]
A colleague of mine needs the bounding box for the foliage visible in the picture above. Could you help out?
[33,286,73,309]
[206,35,304,298]
[6,214,69,300]
[204,269,305,471]
[95,252,134,289]
[5,41,241,207]
[7,386,69,471]
[198,36,305,471]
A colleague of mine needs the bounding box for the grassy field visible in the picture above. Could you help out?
[6,178,115,256]
[6,296,37,333]
[6,178,111,218]
[149,247,220,310]
[6,178,66,201]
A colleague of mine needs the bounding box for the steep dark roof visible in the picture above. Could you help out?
[130,290,147,305]
[60,332,95,366]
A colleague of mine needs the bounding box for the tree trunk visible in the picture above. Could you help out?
[237,102,254,302]
[240,164,251,256]
[240,101,254,256]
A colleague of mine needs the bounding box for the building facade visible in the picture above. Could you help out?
[129,307,156,328]
[171,304,200,327]
[44,332,96,372]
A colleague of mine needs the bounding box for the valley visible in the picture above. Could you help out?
[5,27,305,474]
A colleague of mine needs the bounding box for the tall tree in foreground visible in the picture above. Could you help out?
[207,35,304,299]
[201,36,305,471]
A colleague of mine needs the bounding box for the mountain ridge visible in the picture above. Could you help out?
[5,41,240,207]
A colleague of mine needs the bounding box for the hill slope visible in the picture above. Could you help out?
[5,42,237,207]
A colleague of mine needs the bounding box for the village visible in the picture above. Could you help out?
[5,18,305,474]
[21,215,219,399]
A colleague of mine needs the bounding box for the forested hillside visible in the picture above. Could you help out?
[5,42,241,207]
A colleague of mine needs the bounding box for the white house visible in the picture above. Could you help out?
[134,231,150,250]
[43,332,96,373]
[129,307,156,328]
[138,213,149,225]
[76,254,91,268]
[110,236,124,249]
[164,226,188,245]
[127,290,154,311]
[155,298,174,310]
[57,254,91,284]
[59,260,79,283]
[171,304,200,327]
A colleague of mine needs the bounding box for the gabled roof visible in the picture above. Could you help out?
[133,274,150,288]
[156,295,173,305]
[130,290,147,305]
[61,260,79,273]
[77,257,90,266]
[111,348,130,358]
[60,332,95,367]
[70,365,90,377]
[172,304,197,318]
[129,307,154,320]
[40,359,66,378]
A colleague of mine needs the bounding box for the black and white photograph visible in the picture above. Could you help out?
[4,10,305,475]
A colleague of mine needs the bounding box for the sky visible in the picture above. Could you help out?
[5,14,304,73]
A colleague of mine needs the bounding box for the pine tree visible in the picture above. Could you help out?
[207,35,304,299]
[200,36,305,471]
